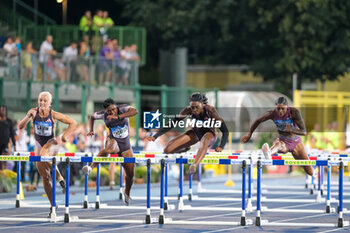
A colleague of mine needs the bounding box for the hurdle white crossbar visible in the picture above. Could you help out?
[164,218,253,226]
[70,217,157,224]
[0,216,65,223]
[260,220,350,227]
[261,206,336,213]
[182,205,243,212]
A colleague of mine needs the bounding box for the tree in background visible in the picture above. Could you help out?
[122,0,350,95]
[246,0,350,94]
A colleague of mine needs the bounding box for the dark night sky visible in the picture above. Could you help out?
[21,0,127,25]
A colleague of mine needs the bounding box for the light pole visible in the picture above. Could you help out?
[57,0,67,25]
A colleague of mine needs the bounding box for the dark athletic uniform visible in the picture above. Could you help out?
[93,105,131,153]
[34,108,55,148]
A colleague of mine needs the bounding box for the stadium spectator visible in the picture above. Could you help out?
[103,11,114,28]
[0,105,16,170]
[79,10,92,36]
[13,120,29,181]
[111,39,129,85]
[3,37,18,78]
[22,42,36,80]
[128,44,141,62]
[63,42,78,82]
[92,10,104,32]
[98,40,113,84]
[77,40,90,83]
[15,37,21,53]
[39,35,57,81]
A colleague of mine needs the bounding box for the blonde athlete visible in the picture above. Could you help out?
[18,91,77,217]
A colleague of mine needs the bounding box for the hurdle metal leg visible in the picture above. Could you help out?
[119,163,123,200]
[188,165,193,201]
[326,163,332,213]
[64,158,70,223]
[159,159,165,224]
[197,163,202,192]
[51,157,57,221]
[95,164,100,209]
[145,159,151,224]
[338,161,344,227]
[316,165,322,202]
[241,160,247,226]
[246,161,253,212]
[164,162,169,210]
[255,160,262,226]
[178,163,184,211]
[15,153,21,208]
[83,154,89,208]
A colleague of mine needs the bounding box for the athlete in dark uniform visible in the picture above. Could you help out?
[83,98,138,205]
[240,96,315,177]
[18,91,77,217]
[147,93,229,174]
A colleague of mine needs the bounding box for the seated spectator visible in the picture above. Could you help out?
[22,41,36,79]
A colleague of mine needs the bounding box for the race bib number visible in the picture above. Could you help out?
[34,121,52,136]
[111,125,128,139]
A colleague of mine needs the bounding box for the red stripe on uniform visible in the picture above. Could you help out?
[110,154,119,157]
[145,154,155,158]
[65,153,75,157]
[30,152,35,156]
[235,150,243,153]
[331,152,339,154]
[228,156,238,159]
[309,157,317,160]
[272,156,282,160]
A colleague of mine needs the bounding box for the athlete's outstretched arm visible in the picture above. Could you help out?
[106,106,138,120]
[206,105,228,151]
[147,107,191,141]
[18,108,36,130]
[88,115,96,136]
[287,108,306,136]
[241,110,274,143]
[52,111,77,142]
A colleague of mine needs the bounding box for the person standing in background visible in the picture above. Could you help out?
[13,120,29,181]
[0,105,16,170]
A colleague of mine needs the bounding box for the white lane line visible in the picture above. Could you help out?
[0,222,51,230]
[83,224,147,233]
[318,227,350,233]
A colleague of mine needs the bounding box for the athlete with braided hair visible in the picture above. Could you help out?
[83,98,138,205]
[241,96,316,177]
[147,92,229,174]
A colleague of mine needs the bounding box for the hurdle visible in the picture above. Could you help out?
[159,158,253,226]
[0,156,64,222]
[0,155,162,224]
[255,159,350,228]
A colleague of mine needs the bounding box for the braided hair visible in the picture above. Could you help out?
[189,92,208,104]
[275,96,288,106]
[103,98,116,109]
